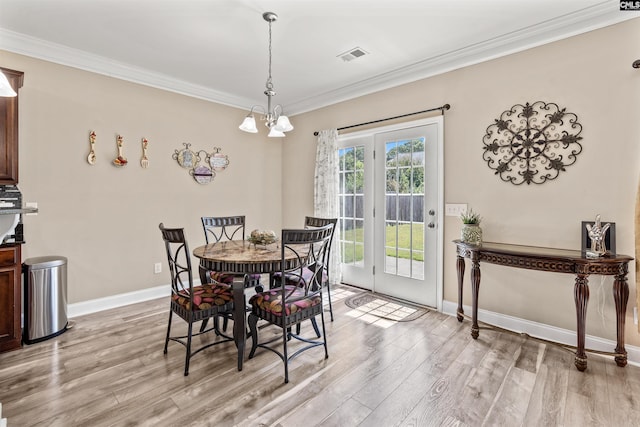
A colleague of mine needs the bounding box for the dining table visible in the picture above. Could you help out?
[193,239,304,371]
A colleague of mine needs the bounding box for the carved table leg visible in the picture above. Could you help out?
[456,254,465,322]
[470,252,481,339]
[574,273,589,371]
[613,271,629,367]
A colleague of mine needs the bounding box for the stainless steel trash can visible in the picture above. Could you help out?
[23,256,68,344]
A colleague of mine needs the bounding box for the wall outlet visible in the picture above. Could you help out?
[634,307,638,326]
[445,203,468,217]
[154,263,162,274]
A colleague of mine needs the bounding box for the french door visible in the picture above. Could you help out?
[338,117,443,308]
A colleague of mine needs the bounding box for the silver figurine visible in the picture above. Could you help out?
[586,214,610,258]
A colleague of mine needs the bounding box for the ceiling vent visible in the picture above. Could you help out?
[338,47,368,62]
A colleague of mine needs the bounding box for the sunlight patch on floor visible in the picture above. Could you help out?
[329,287,358,302]
[345,306,395,329]
[356,298,417,320]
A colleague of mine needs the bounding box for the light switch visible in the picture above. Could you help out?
[445,203,467,217]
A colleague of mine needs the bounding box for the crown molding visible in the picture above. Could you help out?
[0,3,637,115]
[0,27,254,110]
[287,4,638,115]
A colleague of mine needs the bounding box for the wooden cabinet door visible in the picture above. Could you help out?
[0,68,24,184]
[0,245,21,352]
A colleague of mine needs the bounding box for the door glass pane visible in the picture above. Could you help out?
[339,145,365,267]
[355,195,364,218]
[384,137,426,279]
[354,219,364,267]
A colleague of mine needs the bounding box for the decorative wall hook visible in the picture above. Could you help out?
[113,134,128,166]
[140,138,149,168]
[87,130,97,165]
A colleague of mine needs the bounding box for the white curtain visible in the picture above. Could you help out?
[314,129,341,284]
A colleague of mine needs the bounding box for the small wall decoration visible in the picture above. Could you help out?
[113,134,128,166]
[87,131,97,165]
[209,147,229,171]
[191,165,215,184]
[482,101,583,185]
[172,143,229,184]
[581,215,616,257]
[174,142,197,169]
[140,138,149,168]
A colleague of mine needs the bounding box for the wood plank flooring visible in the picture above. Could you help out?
[1,284,639,426]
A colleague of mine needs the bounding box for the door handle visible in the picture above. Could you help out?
[427,222,435,229]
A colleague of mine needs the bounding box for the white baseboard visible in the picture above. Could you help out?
[442,300,640,367]
[67,283,173,318]
[66,288,640,367]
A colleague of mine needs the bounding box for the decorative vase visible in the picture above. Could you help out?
[461,224,482,244]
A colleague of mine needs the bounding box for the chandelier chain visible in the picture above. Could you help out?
[266,19,273,91]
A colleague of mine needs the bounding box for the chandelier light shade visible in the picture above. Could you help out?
[239,11,293,138]
[0,71,17,97]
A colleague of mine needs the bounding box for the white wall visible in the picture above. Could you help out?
[0,51,283,304]
[284,18,640,346]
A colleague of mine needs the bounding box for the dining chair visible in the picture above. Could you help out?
[159,223,234,376]
[201,215,262,332]
[303,216,338,321]
[248,223,334,383]
[201,215,262,286]
[271,216,337,337]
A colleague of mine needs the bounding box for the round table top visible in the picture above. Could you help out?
[193,240,303,274]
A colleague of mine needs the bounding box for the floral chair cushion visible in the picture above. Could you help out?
[172,282,232,311]
[249,286,321,317]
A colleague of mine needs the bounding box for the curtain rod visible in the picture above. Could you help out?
[313,103,450,136]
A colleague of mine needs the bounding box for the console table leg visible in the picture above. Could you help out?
[613,272,629,367]
[471,254,480,339]
[456,255,465,322]
[574,274,589,371]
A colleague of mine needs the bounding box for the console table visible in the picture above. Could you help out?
[454,240,633,371]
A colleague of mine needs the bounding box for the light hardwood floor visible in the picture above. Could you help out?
[1,284,640,426]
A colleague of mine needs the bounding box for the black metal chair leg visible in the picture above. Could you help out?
[282,324,289,384]
[200,318,209,333]
[164,309,173,354]
[320,311,329,359]
[326,283,334,321]
[185,321,193,376]
[310,317,321,338]
[248,313,259,358]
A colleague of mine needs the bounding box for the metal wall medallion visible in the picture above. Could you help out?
[482,101,583,185]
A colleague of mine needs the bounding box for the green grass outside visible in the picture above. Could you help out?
[341,223,424,263]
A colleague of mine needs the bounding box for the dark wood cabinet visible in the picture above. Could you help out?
[0,244,21,352]
[0,67,24,352]
[0,67,23,184]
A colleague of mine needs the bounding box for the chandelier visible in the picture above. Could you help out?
[238,12,293,137]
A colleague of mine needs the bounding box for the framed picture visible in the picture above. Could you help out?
[581,220,616,255]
